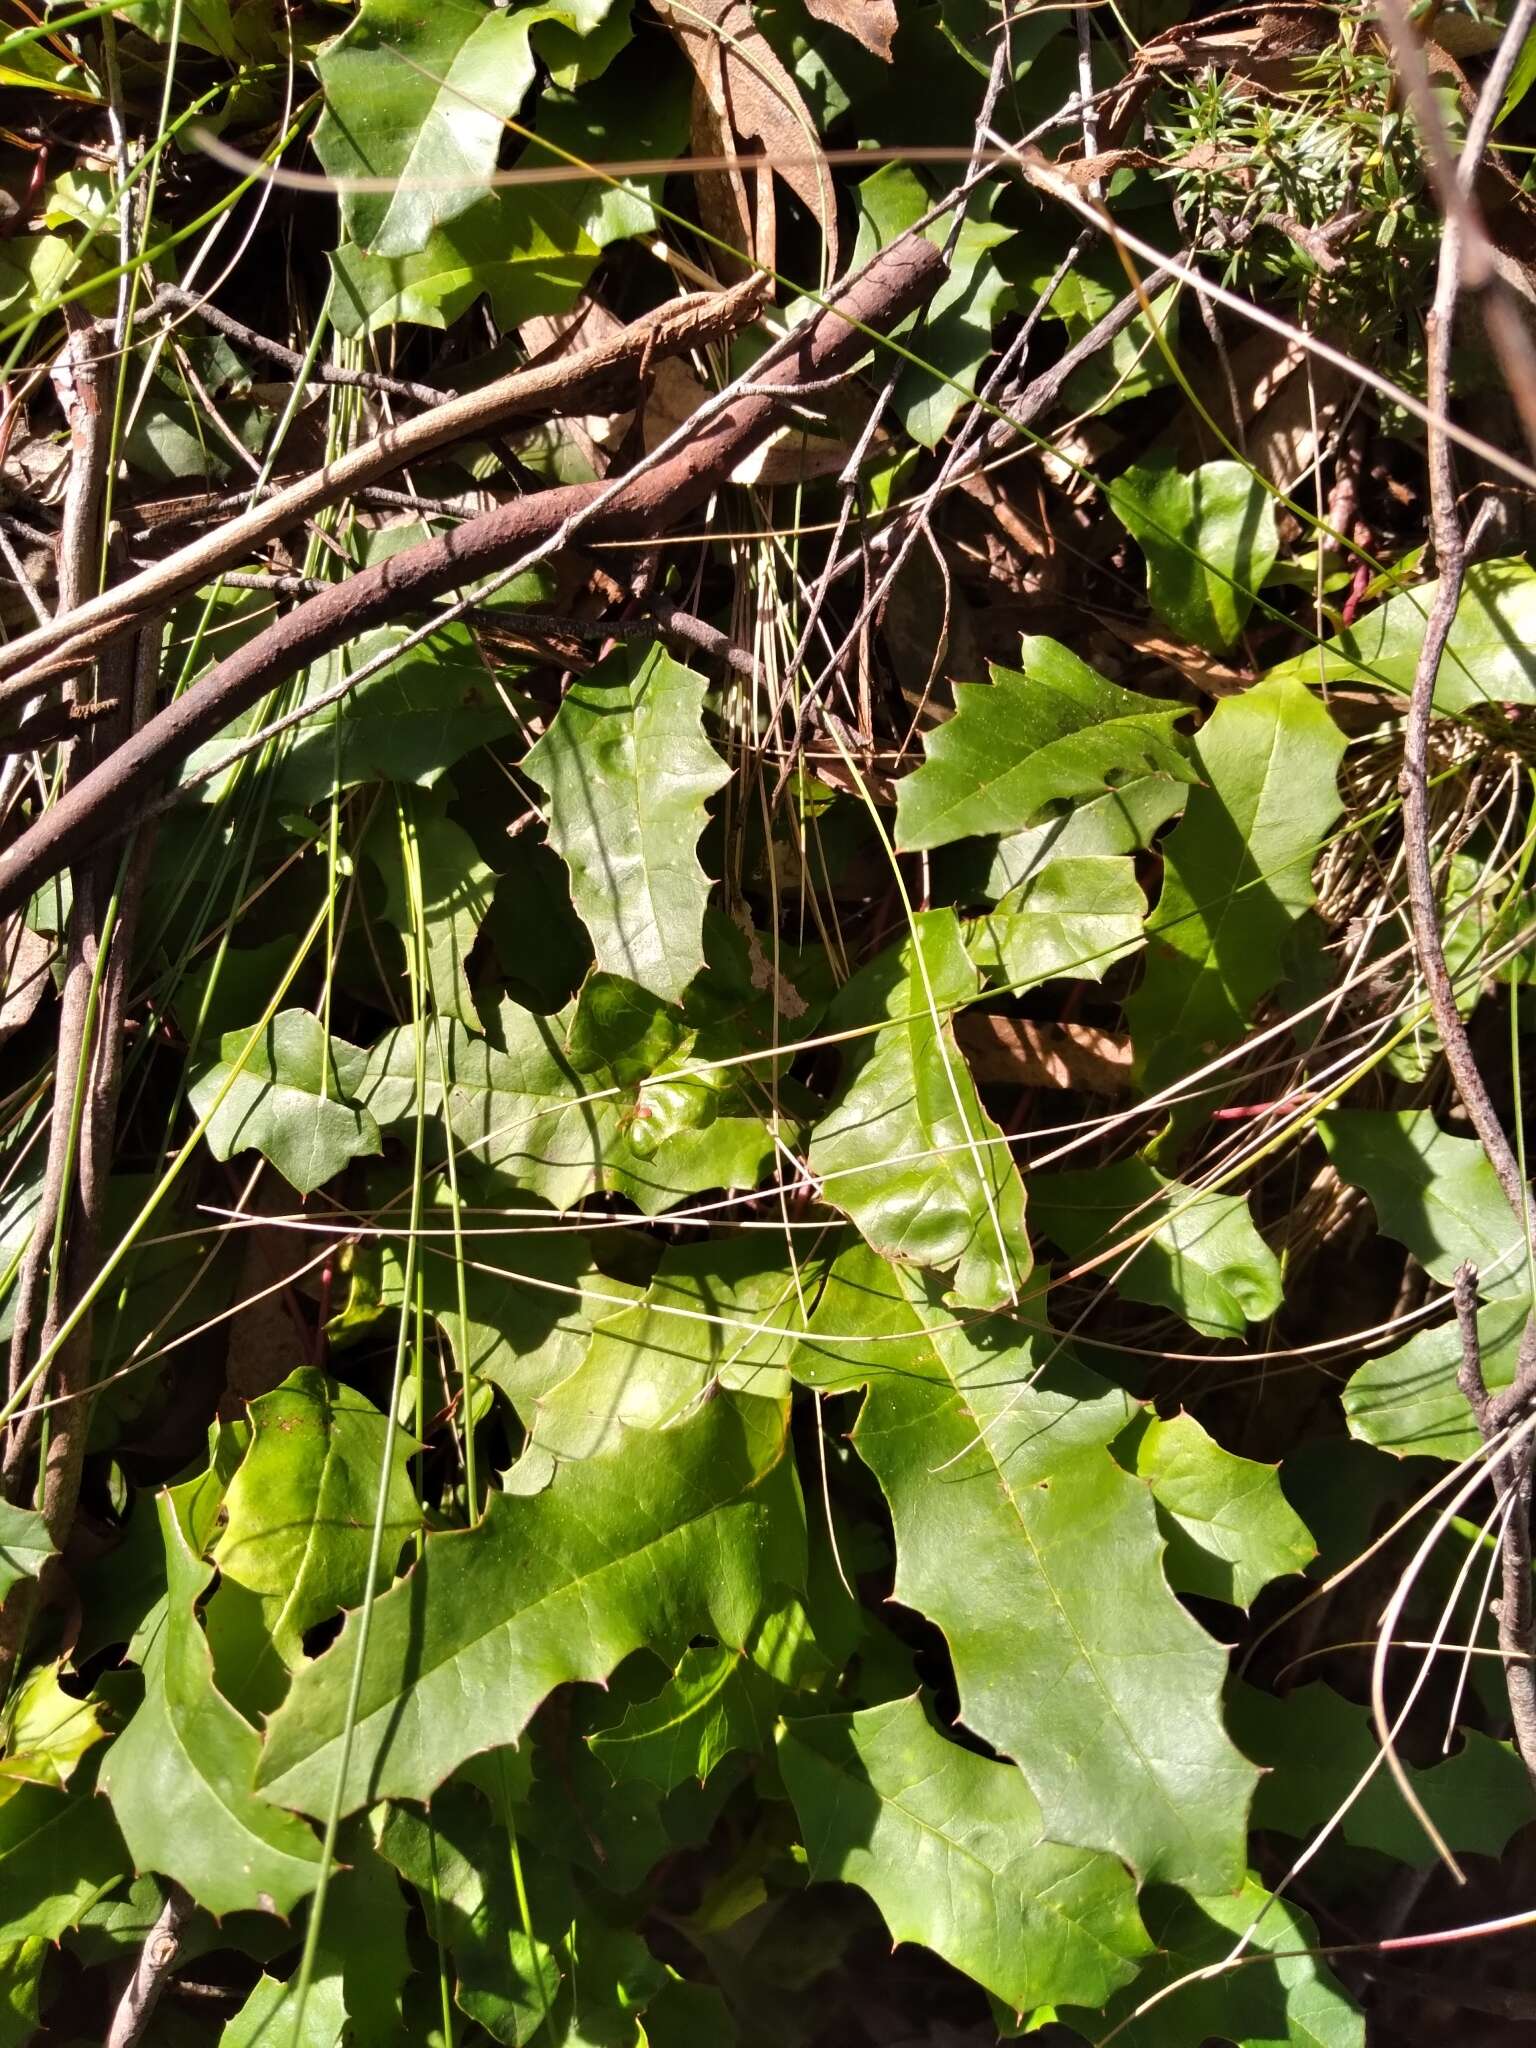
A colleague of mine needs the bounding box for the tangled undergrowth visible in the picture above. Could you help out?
[4,0,1536,2041]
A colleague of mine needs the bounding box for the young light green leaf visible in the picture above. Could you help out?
[361,991,774,1215]
[966,855,1146,992]
[807,909,1031,1311]
[1031,1158,1282,1339]
[256,1392,799,1816]
[0,1766,128,1945]
[1342,1291,1530,1461]
[0,1660,108,1793]
[0,1502,51,1604]
[188,1009,379,1196]
[1127,676,1345,1088]
[972,773,1189,903]
[330,186,598,336]
[779,1695,1150,2016]
[1117,1412,1314,1608]
[1065,1878,1363,2048]
[100,1494,323,1918]
[219,1970,347,2048]
[210,1368,420,1670]
[531,1234,813,1461]
[1265,556,1536,713]
[794,1246,1257,1890]
[524,641,730,1005]
[1318,1108,1527,1298]
[1108,457,1279,654]
[894,639,1193,854]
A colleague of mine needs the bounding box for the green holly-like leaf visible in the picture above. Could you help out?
[0,1660,108,1793]
[1063,1878,1363,2047]
[376,1780,563,2045]
[364,797,494,1027]
[331,187,599,336]
[1116,1412,1314,1608]
[314,0,623,259]
[893,639,1194,853]
[100,1493,323,1918]
[188,1009,380,1196]
[0,1502,51,1604]
[361,986,775,1215]
[779,1694,1149,2016]
[209,1368,420,1672]
[523,641,731,1005]
[321,1813,414,2046]
[1127,676,1345,1089]
[794,1244,1257,1890]
[178,619,525,809]
[0,1760,128,1945]
[973,773,1190,902]
[531,1234,816,1461]
[1342,1291,1530,1461]
[516,58,691,253]
[894,185,1015,448]
[376,1163,596,1419]
[591,1597,825,1792]
[1108,457,1280,654]
[1265,556,1536,713]
[219,1970,347,2048]
[1229,1680,1534,1865]
[255,1392,800,1816]
[0,1941,44,2048]
[1318,1108,1526,1297]
[1031,1158,1283,1340]
[807,909,1031,1311]
[966,855,1146,991]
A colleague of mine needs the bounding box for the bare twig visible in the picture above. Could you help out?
[0,237,944,919]
[105,1885,194,2048]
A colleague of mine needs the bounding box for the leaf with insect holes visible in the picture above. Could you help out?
[1108,457,1279,654]
[794,1244,1257,1891]
[807,910,1032,1312]
[894,639,1194,854]
[778,1695,1150,2016]
[1031,1158,1282,1340]
[100,1493,323,1919]
[524,642,731,1006]
[1115,1411,1314,1608]
[254,1392,800,1817]
[1127,676,1345,1091]
[1318,1108,1527,1298]
[188,1010,379,1197]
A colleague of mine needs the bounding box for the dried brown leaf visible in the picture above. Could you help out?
[800,0,898,62]
[955,1014,1132,1094]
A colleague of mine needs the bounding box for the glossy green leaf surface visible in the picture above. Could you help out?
[1118,1411,1314,1608]
[1109,457,1280,653]
[1127,677,1345,1087]
[894,639,1193,853]
[966,854,1146,991]
[524,641,731,1005]
[779,1695,1150,2014]
[189,1010,379,1195]
[1342,1291,1530,1460]
[100,1495,323,1918]
[256,1392,798,1815]
[1318,1108,1527,1297]
[807,910,1031,1309]
[1032,1158,1283,1339]
[0,1503,51,1604]
[794,1245,1257,1889]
